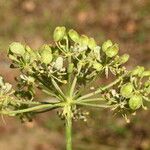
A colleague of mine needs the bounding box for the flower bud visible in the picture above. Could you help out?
[129,94,142,110]
[53,26,66,42]
[68,29,80,43]
[80,35,89,46]
[93,62,103,71]
[88,38,97,49]
[120,83,134,98]
[54,57,63,70]
[105,44,119,58]
[9,42,25,55]
[102,40,113,52]
[132,66,145,76]
[67,63,74,73]
[119,54,129,64]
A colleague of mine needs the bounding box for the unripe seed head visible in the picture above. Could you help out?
[129,94,142,110]
[120,83,134,98]
[102,40,113,52]
[80,35,89,46]
[53,26,66,42]
[9,42,25,55]
[68,29,80,43]
[120,54,129,64]
[93,62,103,71]
[40,45,52,64]
[132,66,145,76]
[105,44,119,58]
[88,38,97,49]
[141,71,150,77]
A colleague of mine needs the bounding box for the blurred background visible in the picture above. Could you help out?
[0,0,150,150]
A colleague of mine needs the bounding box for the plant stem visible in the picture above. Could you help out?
[75,102,110,108]
[65,106,72,150]
[77,73,128,101]
[1,103,63,115]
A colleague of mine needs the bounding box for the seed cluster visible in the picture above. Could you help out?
[0,26,149,123]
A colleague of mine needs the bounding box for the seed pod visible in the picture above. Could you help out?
[41,45,53,64]
[88,38,97,49]
[119,54,129,64]
[132,66,145,76]
[68,29,80,43]
[141,71,150,77]
[105,44,119,58]
[53,26,66,42]
[54,57,63,70]
[93,62,103,71]
[9,42,25,55]
[129,94,142,110]
[80,35,89,46]
[67,63,74,73]
[102,40,113,52]
[120,83,134,98]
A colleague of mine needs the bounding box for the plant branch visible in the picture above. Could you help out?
[1,103,63,115]
[75,102,110,108]
[77,73,129,101]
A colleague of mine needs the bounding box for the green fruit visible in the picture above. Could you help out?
[93,62,103,71]
[88,38,97,49]
[9,42,25,55]
[102,40,113,52]
[68,29,80,43]
[129,94,142,110]
[120,83,134,98]
[80,35,89,46]
[41,46,53,64]
[141,71,150,77]
[53,26,66,41]
[41,51,52,64]
[119,54,129,64]
[132,66,145,76]
[67,63,74,73]
[105,44,119,58]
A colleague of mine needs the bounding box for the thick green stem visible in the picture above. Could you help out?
[65,106,72,150]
